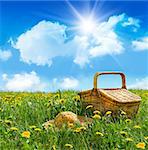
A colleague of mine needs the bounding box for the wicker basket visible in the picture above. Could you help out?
[78,72,141,117]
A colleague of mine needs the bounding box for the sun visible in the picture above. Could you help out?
[65,1,98,35]
[77,17,97,35]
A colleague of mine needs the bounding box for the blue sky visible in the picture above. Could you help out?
[0,0,148,91]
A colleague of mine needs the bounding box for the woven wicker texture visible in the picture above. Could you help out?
[79,72,141,117]
[100,89,141,103]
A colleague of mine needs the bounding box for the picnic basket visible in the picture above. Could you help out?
[78,72,141,117]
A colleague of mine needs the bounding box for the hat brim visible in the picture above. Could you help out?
[43,116,92,129]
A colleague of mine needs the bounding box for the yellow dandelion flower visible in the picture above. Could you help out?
[21,131,30,138]
[65,144,73,149]
[54,94,60,99]
[34,128,42,132]
[79,126,86,131]
[74,128,81,133]
[105,111,112,115]
[52,144,56,150]
[144,136,148,140]
[96,131,104,136]
[125,138,133,142]
[125,119,131,123]
[86,105,93,109]
[29,125,36,129]
[120,131,128,136]
[68,123,74,128]
[10,127,18,131]
[136,142,145,149]
[59,99,65,104]
[73,95,80,102]
[93,110,101,115]
[4,120,12,125]
[134,125,141,129]
[121,110,126,115]
[92,114,101,119]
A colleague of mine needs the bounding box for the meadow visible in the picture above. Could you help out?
[0,90,148,150]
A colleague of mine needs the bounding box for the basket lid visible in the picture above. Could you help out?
[99,89,141,103]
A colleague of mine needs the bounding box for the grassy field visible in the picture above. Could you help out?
[0,90,148,150]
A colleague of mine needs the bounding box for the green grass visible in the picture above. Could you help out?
[0,90,148,150]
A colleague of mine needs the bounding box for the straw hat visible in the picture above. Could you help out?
[43,111,92,129]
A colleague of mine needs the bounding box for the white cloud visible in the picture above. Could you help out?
[2,71,47,91]
[13,21,68,67]
[73,14,125,67]
[132,37,148,51]
[53,77,79,90]
[0,49,12,61]
[122,17,140,28]
[13,14,139,67]
[128,77,148,90]
[2,74,8,81]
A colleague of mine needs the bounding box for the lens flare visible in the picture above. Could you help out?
[78,17,97,35]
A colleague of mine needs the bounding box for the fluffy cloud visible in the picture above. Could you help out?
[14,21,68,66]
[0,49,12,61]
[53,77,79,90]
[132,37,148,51]
[128,77,148,90]
[122,17,140,27]
[13,14,139,67]
[74,14,125,66]
[2,71,47,91]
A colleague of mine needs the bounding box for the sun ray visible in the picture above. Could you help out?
[65,0,83,21]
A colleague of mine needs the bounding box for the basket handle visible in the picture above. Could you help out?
[93,72,126,89]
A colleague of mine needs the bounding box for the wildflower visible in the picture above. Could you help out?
[121,110,126,115]
[59,99,65,104]
[68,123,74,128]
[65,144,73,149]
[134,125,141,129]
[96,131,104,136]
[47,93,52,97]
[52,145,56,150]
[79,126,86,131]
[86,105,93,109]
[73,95,80,102]
[144,136,148,140]
[136,142,145,149]
[125,119,131,123]
[54,94,60,99]
[92,114,101,120]
[105,111,112,115]
[120,131,128,136]
[10,127,18,131]
[74,128,81,133]
[47,101,53,107]
[29,125,36,129]
[21,131,30,138]
[74,126,86,133]
[93,110,101,115]
[4,120,12,125]
[16,97,22,101]
[125,138,133,142]
[34,128,42,132]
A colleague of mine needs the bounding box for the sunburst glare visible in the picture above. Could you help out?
[77,16,97,35]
